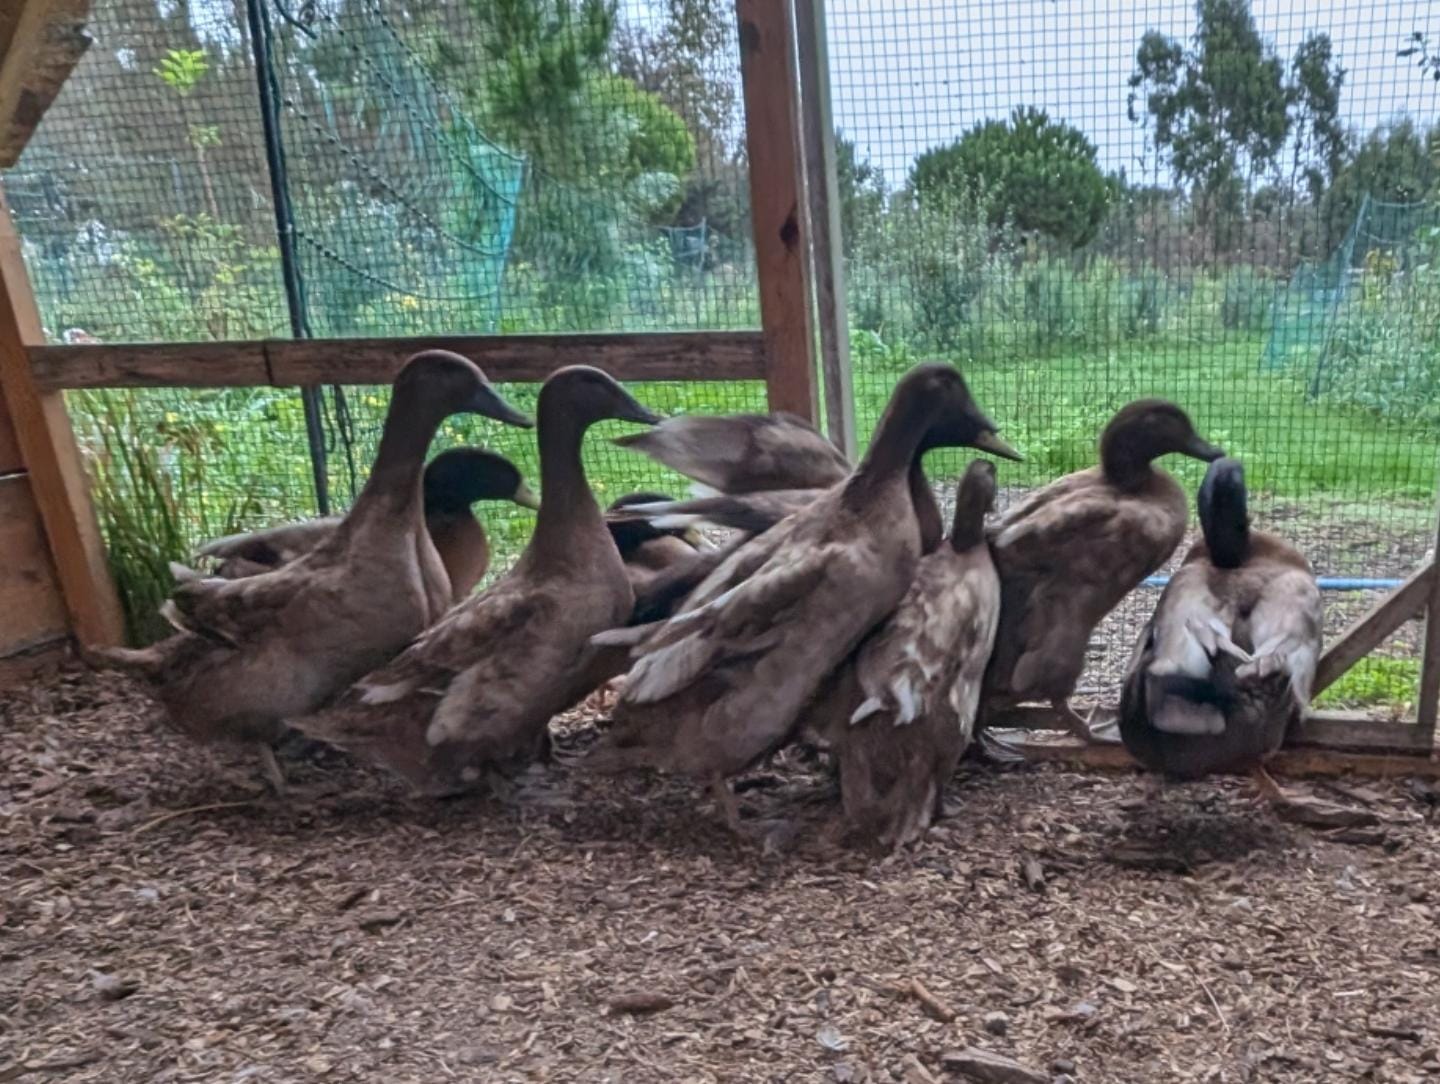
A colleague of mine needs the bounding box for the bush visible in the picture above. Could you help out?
[910,107,1112,249]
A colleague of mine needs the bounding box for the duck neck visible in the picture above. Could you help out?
[351,389,447,521]
[1202,502,1250,569]
[908,460,944,554]
[1099,427,1157,490]
[531,397,604,565]
[849,391,936,499]
[949,489,989,552]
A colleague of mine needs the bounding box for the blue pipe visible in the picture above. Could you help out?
[1140,575,1402,591]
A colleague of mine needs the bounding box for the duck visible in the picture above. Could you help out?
[605,491,708,602]
[982,399,1223,743]
[196,448,540,601]
[1118,456,1322,797]
[815,460,1002,849]
[587,363,1020,830]
[289,366,660,795]
[87,350,532,789]
[613,410,849,493]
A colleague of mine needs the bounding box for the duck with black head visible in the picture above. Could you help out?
[1119,457,1326,814]
[586,362,1020,834]
[86,350,533,791]
[981,398,1224,745]
[290,365,662,796]
[194,447,539,601]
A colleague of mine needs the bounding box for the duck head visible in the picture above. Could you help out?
[422,449,541,516]
[606,491,704,552]
[1099,399,1222,481]
[900,363,1023,461]
[949,459,998,551]
[538,365,662,430]
[394,350,533,428]
[1197,456,1250,569]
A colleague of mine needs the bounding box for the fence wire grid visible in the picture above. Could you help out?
[7,0,1440,716]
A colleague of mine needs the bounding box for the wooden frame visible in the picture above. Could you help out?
[29,332,768,391]
[737,0,818,422]
[794,0,855,458]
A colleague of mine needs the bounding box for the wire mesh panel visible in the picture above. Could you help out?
[6,0,760,641]
[827,0,1440,713]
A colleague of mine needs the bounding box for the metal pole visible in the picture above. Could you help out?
[245,0,330,515]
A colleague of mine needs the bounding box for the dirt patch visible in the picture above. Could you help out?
[4,669,1440,1083]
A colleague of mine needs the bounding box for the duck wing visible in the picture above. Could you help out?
[611,488,822,535]
[196,518,342,575]
[1234,563,1322,706]
[164,561,342,647]
[614,413,850,493]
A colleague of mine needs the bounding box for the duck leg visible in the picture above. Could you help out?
[711,775,744,833]
[256,743,287,796]
[1250,765,1377,828]
[1053,698,1106,744]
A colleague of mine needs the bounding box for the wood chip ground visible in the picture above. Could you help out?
[3,667,1439,1082]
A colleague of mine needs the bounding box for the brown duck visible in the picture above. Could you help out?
[588,363,1020,829]
[196,448,540,601]
[818,460,1002,849]
[88,350,531,788]
[1119,457,1322,798]
[982,399,1223,743]
[290,366,660,795]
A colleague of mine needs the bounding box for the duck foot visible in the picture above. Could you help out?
[1053,699,1115,744]
[1251,766,1379,828]
[256,743,287,796]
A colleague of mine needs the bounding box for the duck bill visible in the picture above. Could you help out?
[468,383,534,428]
[511,480,542,511]
[1186,437,1226,462]
[971,429,1024,462]
[614,388,663,427]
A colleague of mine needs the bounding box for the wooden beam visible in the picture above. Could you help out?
[737,0,818,422]
[986,704,1433,755]
[0,471,69,652]
[0,182,123,646]
[0,0,91,168]
[30,331,769,390]
[1419,514,1440,738]
[1313,562,1433,695]
[0,388,21,473]
[1012,735,1440,780]
[794,0,855,458]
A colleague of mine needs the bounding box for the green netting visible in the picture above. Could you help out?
[266,0,525,338]
[1264,195,1440,410]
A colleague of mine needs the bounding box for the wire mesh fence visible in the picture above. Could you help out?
[7,0,1440,718]
[825,0,1440,712]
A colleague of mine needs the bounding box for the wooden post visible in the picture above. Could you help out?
[1419,504,1440,744]
[0,183,124,646]
[737,0,817,422]
[794,0,855,458]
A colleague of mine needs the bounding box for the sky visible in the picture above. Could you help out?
[822,0,1440,188]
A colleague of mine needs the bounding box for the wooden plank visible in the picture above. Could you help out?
[1013,735,1440,780]
[737,0,818,422]
[0,387,21,473]
[267,332,767,387]
[794,0,855,458]
[0,472,69,653]
[29,341,270,390]
[0,636,69,691]
[30,331,769,390]
[1419,513,1440,738]
[0,0,91,168]
[0,182,123,646]
[987,704,1433,754]
[1314,562,1433,695]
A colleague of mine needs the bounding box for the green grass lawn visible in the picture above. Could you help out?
[76,332,1440,645]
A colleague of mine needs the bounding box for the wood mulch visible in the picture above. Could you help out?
[4,667,1440,1083]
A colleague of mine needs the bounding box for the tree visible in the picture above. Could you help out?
[835,131,885,257]
[1321,119,1439,245]
[909,107,1111,249]
[1128,0,1344,251]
